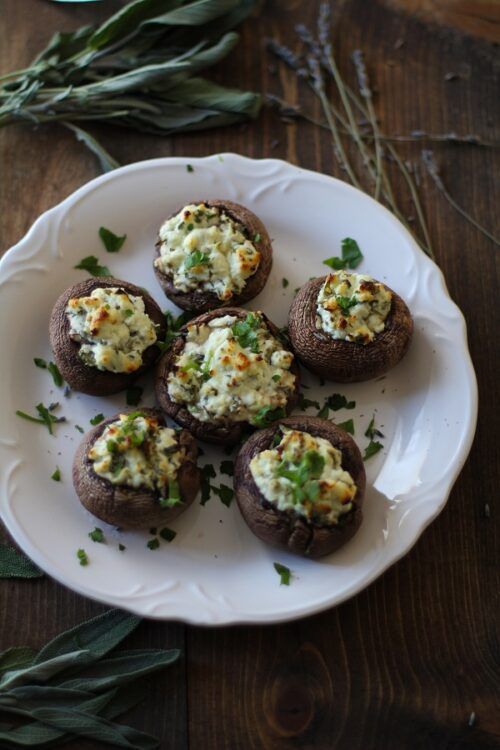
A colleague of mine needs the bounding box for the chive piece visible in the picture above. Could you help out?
[99,226,127,253]
[160,479,182,508]
[88,527,105,543]
[282,277,289,288]
[77,549,88,566]
[34,357,47,369]
[274,562,291,585]
[126,386,143,407]
[16,410,45,426]
[159,527,176,542]
[16,403,65,435]
[75,424,85,433]
[147,538,160,550]
[337,419,355,434]
[118,543,126,551]
[48,362,64,387]
[74,255,111,277]
[51,467,61,482]
[186,164,194,173]
[90,413,105,425]
[363,440,383,460]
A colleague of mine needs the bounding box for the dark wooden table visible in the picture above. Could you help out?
[1,2,499,748]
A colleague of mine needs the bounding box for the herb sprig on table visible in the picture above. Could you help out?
[0,0,262,170]
[0,609,179,749]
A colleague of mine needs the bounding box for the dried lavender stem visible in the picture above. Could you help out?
[352,50,382,200]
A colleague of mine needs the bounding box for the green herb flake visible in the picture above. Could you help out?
[124,308,134,318]
[90,413,105,426]
[319,393,356,418]
[186,164,194,173]
[298,394,321,411]
[200,464,216,506]
[118,543,126,551]
[160,479,182,508]
[77,548,88,566]
[159,527,176,543]
[336,295,358,315]
[253,406,286,428]
[75,424,85,434]
[74,255,111,277]
[147,538,160,551]
[212,483,234,507]
[274,562,291,585]
[254,233,261,243]
[34,357,47,369]
[231,312,261,353]
[363,440,383,461]
[99,226,127,253]
[220,460,234,477]
[51,467,61,482]
[282,277,289,288]
[337,418,355,435]
[126,386,143,407]
[184,250,210,270]
[365,415,385,439]
[88,527,105,543]
[323,237,363,271]
[16,403,65,435]
[48,361,64,387]
[272,374,281,382]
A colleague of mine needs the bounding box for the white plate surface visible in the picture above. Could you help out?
[0,155,477,625]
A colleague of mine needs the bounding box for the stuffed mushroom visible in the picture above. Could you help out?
[153,200,272,312]
[234,416,366,558]
[73,408,200,529]
[155,307,300,445]
[50,278,166,396]
[288,272,413,382]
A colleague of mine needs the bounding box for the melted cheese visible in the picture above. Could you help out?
[154,203,261,301]
[88,413,184,494]
[66,287,157,373]
[317,271,392,344]
[250,428,356,525]
[167,313,296,425]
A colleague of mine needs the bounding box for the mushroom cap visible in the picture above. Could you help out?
[154,199,272,312]
[49,277,167,396]
[155,307,301,446]
[288,276,413,382]
[234,415,366,558]
[72,407,200,529]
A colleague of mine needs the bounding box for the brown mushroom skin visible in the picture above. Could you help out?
[288,276,413,383]
[155,307,301,446]
[49,277,167,396]
[73,408,200,529]
[234,416,366,558]
[153,199,272,312]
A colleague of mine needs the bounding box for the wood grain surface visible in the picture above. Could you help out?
[1,1,499,749]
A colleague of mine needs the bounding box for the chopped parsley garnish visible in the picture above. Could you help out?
[88,527,105,543]
[16,402,65,435]
[118,543,126,551]
[77,548,88,566]
[99,226,127,253]
[159,527,176,542]
[75,424,85,433]
[200,464,216,506]
[323,237,363,270]
[274,562,291,585]
[253,406,286,428]
[365,415,385,439]
[186,164,194,172]
[184,250,210,270]
[212,483,234,507]
[160,310,195,352]
[160,479,182,508]
[297,394,321,411]
[231,312,261,353]
[147,538,160,550]
[74,255,111,277]
[336,295,358,315]
[34,357,47,369]
[126,386,143,407]
[363,440,383,460]
[123,308,134,318]
[271,429,283,447]
[317,393,356,418]
[220,460,234,477]
[337,418,355,435]
[181,359,201,373]
[90,413,105,426]
[51,467,61,482]
[48,362,64,387]
[254,233,261,243]
[276,449,325,504]
[282,278,289,288]
[272,374,281,382]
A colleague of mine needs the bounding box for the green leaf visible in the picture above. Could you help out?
[212,483,234,507]
[63,122,120,174]
[77,549,89,566]
[252,406,286,428]
[159,528,176,543]
[90,413,105,425]
[33,357,47,369]
[0,544,44,579]
[47,362,64,388]
[297,394,320,411]
[323,255,346,270]
[186,163,194,172]
[51,467,61,482]
[16,403,65,435]
[364,414,384,440]
[363,440,383,460]
[319,393,356,418]
[231,312,261,352]
[74,255,111,277]
[337,418,355,435]
[341,237,363,268]
[99,226,127,253]
[184,249,210,269]
[336,295,358,315]
[126,386,143,407]
[147,538,160,551]
[282,277,289,288]
[89,528,105,543]
[219,460,234,476]
[0,647,36,675]
[0,650,91,690]
[274,562,291,586]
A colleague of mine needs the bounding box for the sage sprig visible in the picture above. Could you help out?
[0,609,180,749]
[0,544,43,579]
[0,0,261,169]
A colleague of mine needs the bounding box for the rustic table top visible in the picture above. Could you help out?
[1,1,499,748]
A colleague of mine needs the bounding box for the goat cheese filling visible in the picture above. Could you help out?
[155,203,261,301]
[250,427,356,525]
[317,271,392,344]
[167,313,296,425]
[88,412,184,500]
[66,287,157,373]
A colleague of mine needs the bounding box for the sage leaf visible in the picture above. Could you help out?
[0,647,36,675]
[63,122,120,173]
[0,650,90,690]
[0,544,43,579]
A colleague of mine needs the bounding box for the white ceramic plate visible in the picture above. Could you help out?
[0,155,477,625]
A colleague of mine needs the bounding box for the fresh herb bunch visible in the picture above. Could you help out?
[0,0,262,170]
[0,609,179,749]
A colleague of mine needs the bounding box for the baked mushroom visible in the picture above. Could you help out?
[234,416,366,558]
[288,272,413,382]
[155,307,300,445]
[50,278,166,396]
[73,408,200,529]
[153,200,272,312]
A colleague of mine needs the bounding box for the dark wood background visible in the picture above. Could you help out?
[1,1,499,748]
